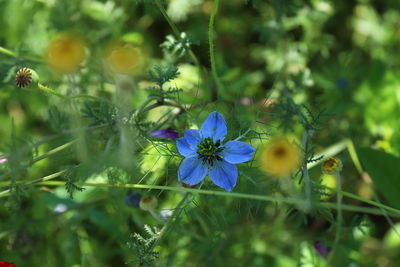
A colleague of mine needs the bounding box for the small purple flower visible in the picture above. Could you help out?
[151,128,179,140]
[0,157,7,164]
[176,111,255,192]
[125,191,141,208]
[314,241,329,257]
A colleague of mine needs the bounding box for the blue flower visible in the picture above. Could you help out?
[125,191,141,208]
[336,78,348,90]
[176,111,255,191]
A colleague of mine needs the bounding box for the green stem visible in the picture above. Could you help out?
[306,139,348,170]
[329,172,343,262]
[156,193,190,242]
[37,83,67,98]
[154,0,200,67]
[3,180,400,217]
[302,130,312,211]
[0,46,17,57]
[209,0,222,99]
[0,170,66,197]
[321,183,400,216]
[234,129,252,141]
[0,140,76,181]
[345,139,363,174]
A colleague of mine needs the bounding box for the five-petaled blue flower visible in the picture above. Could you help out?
[176,111,255,191]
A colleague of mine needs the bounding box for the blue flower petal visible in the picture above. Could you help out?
[200,111,227,142]
[221,140,255,164]
[176,138,196,157]
[183,129,201,147]
[208,160,238,192]
[178,156,208,185]
[176,129,202,157]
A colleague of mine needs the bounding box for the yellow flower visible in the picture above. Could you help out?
[105,44,140,75]
[258,137,302,178]
[321,157,342,175]
[46,33,86,73]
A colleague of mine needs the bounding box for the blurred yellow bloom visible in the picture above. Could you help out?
[321,157,342,175]
[105,44,140,75]
[259,137,302,178]
[46,34,86,73]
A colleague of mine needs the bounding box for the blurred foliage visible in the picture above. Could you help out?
[0,0,400,266]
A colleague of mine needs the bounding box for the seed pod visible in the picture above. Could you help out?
[139,195,158,211]
[15,67,39,88]
[321,157,343,175]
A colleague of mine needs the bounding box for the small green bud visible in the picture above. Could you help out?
[15,67,39,88]
[139,195,158,211]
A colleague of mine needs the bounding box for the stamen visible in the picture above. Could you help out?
[197,138,224,166]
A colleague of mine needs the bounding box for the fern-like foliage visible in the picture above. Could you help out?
[81,101,116,126]
[148,65,179,88]
[127,225,161,266]
[161,32,192,58]
[48,106,70,132]
[64,168,85,199]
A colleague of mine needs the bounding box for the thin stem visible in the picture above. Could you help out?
[345,139,363,174]
[0,140,76,181]
[140,100,184,114]
[234,129,252,141]
[321,183,400,216]
[0,46,43,63]
[329,172,343,262]
[154,0,200,67]
[302,130,312,211]
[4,180,400,217]
[37,83,66,98]
[0,170,66,197]
[37,83,106,101]
[156,193,190,242]
[208,0,221,100]
[0,46,17,57]
[306,139,348,169]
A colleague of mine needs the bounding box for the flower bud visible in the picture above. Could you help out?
[139,195,158,211]
[15,67,39,88]
[151,128,179,140]
[321,157,342,175]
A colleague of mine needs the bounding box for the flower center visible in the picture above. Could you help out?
[273,146,287,158]
[197,138,223,166]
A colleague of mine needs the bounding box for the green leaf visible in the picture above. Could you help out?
[358,147,400,209]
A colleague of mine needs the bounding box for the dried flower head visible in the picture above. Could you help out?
[105,44,140,75]
[258,137,302,178]
[321,157,342,175]
[139,195,158,211]
[46,33,86,73]
[15,67,33,88]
